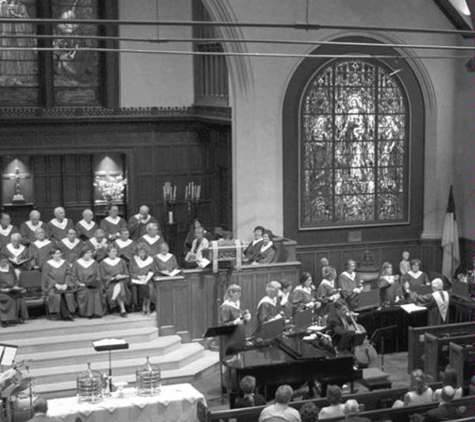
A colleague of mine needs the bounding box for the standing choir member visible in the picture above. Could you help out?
[72,248,104,318]
[243,226,265,263]
[0,254,28,327]
[3,233,32,275]
[47,207,74,243]
[100,205,127,241]
[30,228,54,270]
[100,246,130,318]
[113,228,135,262]
[86,229,109,262]
[316,267,341,317]
[410,278,450,326]
[138,223,164,257]
[41,248,76,321]
[377,262,402,304]
[256,281,282,326]
[128,205,160,241]
[253,230,277,264]
[152,242,179,276]
[20,210,47,245]
[75,209,99,241]
[337,260,363,310]
[129,244,154,314]
[402,259,430,299]
[290,272,317,315]
[0,213,19,249]
[59,229,83,265]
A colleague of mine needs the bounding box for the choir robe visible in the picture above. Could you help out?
[2,243,32,272]
[316,279,338,316]
[338,271,362,310]
[129,255,154,302]
[47,218,74,243]
[377,275,403,304]
[99,216,127,241]
[139,234,165,257]
[290,285,314,315]
[86,238,109,262]
[256,296,281,325]
[75,220,99,242]
[219,300,247,355]
[0,225,19,249]
[20,221,47,245]
[72,259,104,318]
[152,253,179,275]
[402,270,430,299]
[99,257,131,307]
[254,242,277,264]
[127,214,160,241]
[243,239,264,263]
[113,238,135,263]
[415,291,450,326]
[30,239,54,270]
[0,264,28,323]
[41,259,77,315]
[59,238,83,265]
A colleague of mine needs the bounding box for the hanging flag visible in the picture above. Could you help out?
[441,186,460,278]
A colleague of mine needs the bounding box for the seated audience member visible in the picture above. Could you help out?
[128,205,160,241]
[184,226,210,268]
[47,207,74,243]
[320,257,330,278]
[401,370,433,407]
[153,242,179,276]
[402,259,430,299]
[377,262,402,304]
[433,366,463,402]
[20,210,47,245]
[279,280,293,318]
[256,281,282,326]
[0,213,19,249]
[139,223,164,257]
[235,375,266,411]
[72,248,104,319]
[424,386,464,422]
[100,204,127,241]
[318,385,345,420]
[3,233,32,275]
[113,229,135,262]
[25,396,61,422]
[41,248,77,321]
[59,229,83,265]
[129,243,155,315]
[243,226,265,263]
[184,218,209,254]
[341,399,370,422]
[338,260,363,310]
[259,385,301,422]
[299,402,319,422]
[75,209,99,241]
[253,230,277,265]
[290,272,317,315]
[100,245,130,318]
[86,229,109,262]
[317,266,341,317]
[399,250,411,275]
[30,228,54,270]
[0,254,28,327]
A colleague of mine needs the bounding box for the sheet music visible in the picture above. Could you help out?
[0,345,18,366]
[399,304,427,314]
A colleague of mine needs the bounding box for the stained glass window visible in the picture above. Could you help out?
[300,60,408,228]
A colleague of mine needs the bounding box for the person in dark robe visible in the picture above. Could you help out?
[59,228,83,265]
[75,209,99,241]
[100,204,127,242]
[338,259,363,310]
[30,228,54,270]
[408,278,450,326]
[73,248,104,318]
[184,226,210,268]
[41,248,76,321]
[47,207,74,243]
[0,213,19,249]
[85,229,109,262]
[20,210,47,245]
[316,266,341,317]
[278,280,293,319]
[402,258,430,301]
[113,228,135,263]
[152,242,179,276]
[129,243,154,315]
[377,262,403,305]
[127,205,160,241]
[0,254,28,327]
[243,226,265,263]
[253,230,277,265]
[325,300,358,352]
[138,223,164,257]
[290,272,317,316]
[256,281,282,326]
[2,233,32,275]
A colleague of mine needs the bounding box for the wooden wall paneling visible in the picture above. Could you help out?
[156,280,176,328]
[172,279,192,333]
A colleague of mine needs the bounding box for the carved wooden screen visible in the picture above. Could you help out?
[300,59,409,229]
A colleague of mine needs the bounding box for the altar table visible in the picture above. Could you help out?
[47,383,206,422]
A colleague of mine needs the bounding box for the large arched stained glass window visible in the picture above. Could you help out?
[300,59,409,229]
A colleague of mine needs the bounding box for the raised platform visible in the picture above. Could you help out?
[3,313,219,399]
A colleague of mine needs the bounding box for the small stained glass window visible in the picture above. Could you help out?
[300,60,408,228]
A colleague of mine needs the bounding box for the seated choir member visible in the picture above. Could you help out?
[377,262,402,304]
[30,228,54,270]
[113,228,135,262]
[128,205,160,241]
[318,385,345,420]
[129,243,155,315]
[100,204,127,241]
[409,278,450,326]
[402,258,430,299]
[279,280,293,318]
[256,281,282,326]
[86,229,109,262]
[399,250,411,275]
[0,254,28,327]
[0,213,19,249]
[75,209,99,241]
[20,210,46,245]
[139,223,164,257]
[41,248,77,321]
[3,233,32,276]
[337,259,363,310]
[59,228,83,265]
[299,403,319,422]
[252,230,277,265]
[433,366,463,402]
[100,245,130,318]
[243,226,265,263]
[342,399,371,422]
[152,242,179,276]
[72,248,104,319]
[425,386,463,422]
[258,385,301,422]
[47,207,74,243]
[290,272,317,315]
[316,266,341,317]
[184,218,207,254]
[234,376,266,411]
[184,226,210,268]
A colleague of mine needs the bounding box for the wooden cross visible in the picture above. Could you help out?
[2,167,31,203]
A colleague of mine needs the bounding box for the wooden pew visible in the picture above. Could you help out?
[450,343,475,388]
[407,321,475,373]
[425,332,475,381]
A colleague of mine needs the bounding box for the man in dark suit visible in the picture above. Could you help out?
[26,396,62,422]
[424,386,463,422]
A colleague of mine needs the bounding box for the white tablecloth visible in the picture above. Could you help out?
[47,383,206,422]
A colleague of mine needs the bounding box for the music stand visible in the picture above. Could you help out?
[92,338,129,392]
[370,325,398,371]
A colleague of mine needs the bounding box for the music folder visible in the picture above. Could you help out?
[204,325,237,338]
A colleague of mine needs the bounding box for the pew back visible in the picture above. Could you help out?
[450,343,475,387]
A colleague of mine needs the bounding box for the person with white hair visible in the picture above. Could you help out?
[20,210,47,245]
[256,281,282,326]
[75,209,99,241]
[425,386,463,422]
[47,207,74,242]
[128,205,160,241]
[138,222,164,257]
[0,213,19,249]
[341,399,371,422]
[2,233,31,275]
[407,278,450,326]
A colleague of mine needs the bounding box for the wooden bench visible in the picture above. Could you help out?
[407,321,475,373]
[450,343,475,388]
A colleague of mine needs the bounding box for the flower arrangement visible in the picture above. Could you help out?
[94,173,127,203]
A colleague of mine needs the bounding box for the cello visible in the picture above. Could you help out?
[347,312,378,367]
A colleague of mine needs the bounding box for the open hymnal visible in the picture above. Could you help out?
[160,269,181,277]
